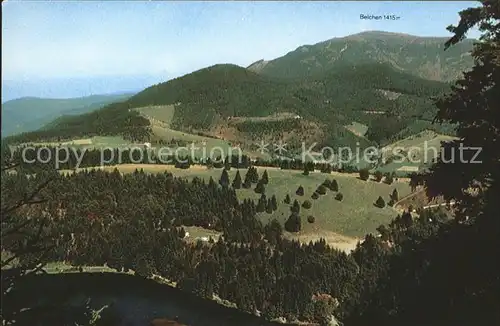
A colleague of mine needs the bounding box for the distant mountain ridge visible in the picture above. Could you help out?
[248,31,474,82]
[8,61,453,148]
[6,30,470,146]
[1,93,133,137]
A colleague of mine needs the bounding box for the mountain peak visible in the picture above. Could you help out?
[256,30,474,82]
[345,30,420,39]
[343,30,476,41]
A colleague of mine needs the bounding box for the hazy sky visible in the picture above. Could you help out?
[2,1,481,100]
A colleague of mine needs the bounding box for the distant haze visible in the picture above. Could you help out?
[1,75,164,103]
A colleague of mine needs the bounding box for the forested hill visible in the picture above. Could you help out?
[3,101,151,144]
[1,93,133,137]
[123,62,451,143]
[5,62,452,145]
[284,62,453,144]
[119,62,450,126]
[249,31,474,82]
[126,64,299,129]
[127,64,287,115]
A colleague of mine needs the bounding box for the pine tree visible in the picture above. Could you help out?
[401,210,413,228]
[271,195,278,211]
[374,170,383,182]
[242,178,252,189]
[250,167,259,183]
[307,215,315,223]
[261,170,269,184]
[335,193,343,201]
[242,171,252,188]
[384,172,394,184]
[256,194,267,213]
[321,164,332,174]
[266,199,273,214]
[284,213,301,232]
[208,176,217,190]
[312,192,320,200]
[375,196,386,208]
[219,168,230,187]
[302,200,312,209]
[264,219,282,245]
[391,188,399,202]
[296,185,304,196]
[376,224,390,242]
[330,179,339,192]
[245,166,259,184]
[306,162,315,173]
[359,168,370,181]
[316,185,327,195]
[224,155,231,171]
[291,199,301,214]
[232,170,242,189]
[254,180,265,194]
[303,165,310,176]
[284,194,291,204]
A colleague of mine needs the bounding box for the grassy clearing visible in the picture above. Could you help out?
[183,226,222,242]
[235,168,411,238]
[62,164,411,238]
[23,138,93,148]
[378,130,457,174]
[136,105,275,161]
[151,125,238,160]
[91,136,132,147]
[377,161,422,175]
[151,125,231,146]
[284,230,360,253]
[344,121,368,137]
[381,130,456,162]
[134,104,238,159]
[134,105,176,126]
[135,104,227,148]
[384,130,456,149]
[20,136,133,149]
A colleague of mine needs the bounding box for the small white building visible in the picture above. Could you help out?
[143,142,152,148]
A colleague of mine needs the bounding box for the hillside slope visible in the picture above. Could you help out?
[4,101,150,144]
[6,61,452,148]
[250,31,474,82]
[1,93,133,137]
[129,62,449,123]
[125,64,300,129]
[120,62,452,146]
